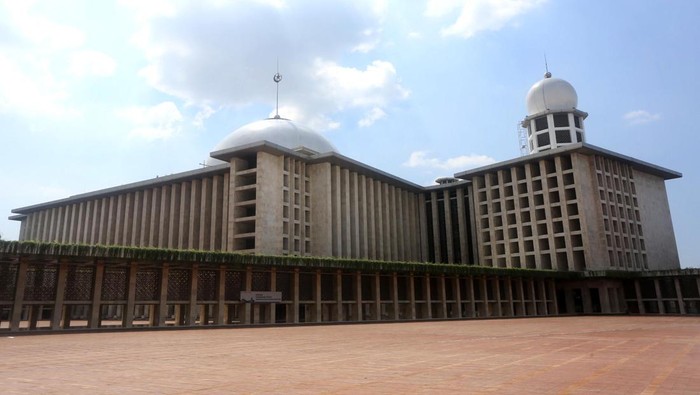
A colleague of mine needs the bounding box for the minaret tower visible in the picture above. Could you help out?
[521,71,588,154]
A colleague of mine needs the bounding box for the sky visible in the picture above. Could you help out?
[0,0,698,267]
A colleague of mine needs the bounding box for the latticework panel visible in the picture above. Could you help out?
[167,269,191,301]
[0,263,18,300]
[64,265,94,301]
[136,268,161,301]
[102,267,128,301]
[276,271,292,300]
[224,271,242,300]
[299,272,314,301]
[197,269,217,301]
[252,271,270,291]
[24,264,58,301]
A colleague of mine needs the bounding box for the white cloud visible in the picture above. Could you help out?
[126,0,405,130]
[623,110,661,125]
[117,102,184,141]
[425,0,546,38]
[193,104,216,128]
[69,50,117,77]
[403,151,496,170]
[358,107,386,127]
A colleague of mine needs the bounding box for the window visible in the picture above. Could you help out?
[537,132,550,147]
[574,116,581,128]
[556,130,572,143]
[553,113,569,127]
[535,116,548,131]
[576,131,583,142]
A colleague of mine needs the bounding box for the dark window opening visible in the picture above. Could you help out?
[537,132,550,147]
[556,130,572,143]
[553,113,569,127]
[535,116,548,131]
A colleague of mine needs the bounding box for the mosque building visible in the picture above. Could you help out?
[2,72,694,332]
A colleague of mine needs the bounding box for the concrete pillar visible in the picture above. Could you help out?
[335,270,343,322]
[392,272,400,320]
[10,259,29,332]
[424,274,432,319]
[89,261,104,328]
[482,276,490,317]
[216,265,226,325]
[494,277,502,317]
[453,276,462,318]
[674,278,686,314]
[439,275,447,319]
[188,265,198,325]
[600,286,611,314]
[244,266,252,324]
[123,262,137,328]
[468,276,476,318]
[315,270,322,323]
[355,271,362,321]
[582,286,593,314]
[654,279,665,314]
[157,263,169,326]
[51,262,69,330]
[270,268,277,324]
[374,273,381,321]
[549,280,559,315]
[540,280,548,316]
[292,269,300,324]
[634,279,645,314]
[409,273,416,320]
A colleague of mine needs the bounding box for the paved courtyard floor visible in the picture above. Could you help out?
[1,316,699,394]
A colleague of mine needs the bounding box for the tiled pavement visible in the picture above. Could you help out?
[1,316,699,394]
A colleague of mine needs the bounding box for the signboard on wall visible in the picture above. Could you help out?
[240,291,282,303]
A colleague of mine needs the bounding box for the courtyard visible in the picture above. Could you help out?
[1,316,699,394]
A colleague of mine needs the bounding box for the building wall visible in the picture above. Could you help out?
[633,170,680,270]
[19,171,230,251]
[471,153,586,271]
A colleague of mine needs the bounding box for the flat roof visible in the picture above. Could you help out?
[454,143,682,180]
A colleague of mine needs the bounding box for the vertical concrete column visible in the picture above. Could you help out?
[418,193,428,262]
[307,163,334,256]
[292,268,300,324]
[439,275,447,319]
[430,192,441,263]
[374,272,381,321]
[335,270,343,322]
[506,277,515,317]
[634,279,645,314]
[123,262,138,328]
[654,279,665,314]
[392,272,400,320]
[531,280,539,315]
[51,262,69,330]
[188,264,199,325]
[674,278,686,314]
[599,286,611,314]
[10,258,29,332]
[517,278,526,316]
[244,266,252,324]
[481,276,490,317]
[494,278,502,317]
[468,276,476,318]
[453,276,462,318]
[156,263,169,326]
[375,180,384,260]
[355,271,362,321]
[199,178,212,250]
[216,265,226,325]
[130,191,142,246]
[114,195,124,246]
[443,191,454,263]
[189,180,201,249]
[366,177,376,260]
[315,270,322,323]
[270,268,277,324]
[581,286,593,314]
[409,273,416,320]
[549,280,559,315]
[89,261,104,328]
[168,184,181,249]
[350,172,360,258]
[423,274,432,319]
[456,188,469,264]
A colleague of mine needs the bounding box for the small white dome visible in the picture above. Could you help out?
[526,76,578,115]
[207,117,337,165]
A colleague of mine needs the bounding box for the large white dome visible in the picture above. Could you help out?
[526,75,578,115]
[207,117,337,165]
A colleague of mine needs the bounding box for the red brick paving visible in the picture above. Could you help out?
[1,316,699,394]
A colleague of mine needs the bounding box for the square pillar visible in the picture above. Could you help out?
[634,279,645,314]
[439,275,447,319]
[188,264,199,325]
[216,265,226,325]
[51,262,69,330]
[494,277,502,317]
[292,268,300,324]
[468,276,476,318]
[270,268,277,324]
[157,263,169,326]
[424,274,432,319]
[453,276,462,318]
[10,258,29,332]
[335,270,342,322]
[392,272,400,320]
[315,270,322,323]
[89,261,104,329]
[654,279,665,314]
[123,262,138,328]
[408,273,416,320]
[674,278,686,314]
[355,271,362,321]
[374,273,381,321]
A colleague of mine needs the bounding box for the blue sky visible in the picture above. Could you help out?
[1,0,698,267]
